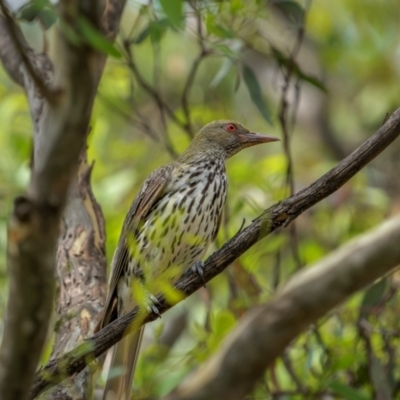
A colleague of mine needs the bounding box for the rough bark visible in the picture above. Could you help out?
[41,1,126,399]
[41,152,107,400]
[0,1,125,400]
[30,107,400,398]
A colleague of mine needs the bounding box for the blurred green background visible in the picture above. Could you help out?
[1,0,400,398]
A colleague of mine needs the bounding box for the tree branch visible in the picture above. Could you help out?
[0,1,122,399]
[30,107,400,398]
[36,2,126,399]
[167,213,400,400]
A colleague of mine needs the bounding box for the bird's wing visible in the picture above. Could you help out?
[96,164,175,330]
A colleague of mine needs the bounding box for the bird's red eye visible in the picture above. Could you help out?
[226,123,236,132]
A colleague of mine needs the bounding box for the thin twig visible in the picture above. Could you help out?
[180,51,207,137]
[277,0,312,272]
[122,39,190,135]
[180,2,209,136]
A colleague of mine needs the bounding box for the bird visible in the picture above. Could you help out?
[97,120,279,400]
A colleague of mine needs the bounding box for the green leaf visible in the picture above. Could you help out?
[328,382,370,400]
[133,25,151,44]
[39,7,57,29]
[299,72,327,92]
[271,46,326,92]
[213,24,235,39]
[150,19,170,43]
[206,13,234,38]
[77,16,121,58]
[242,65,272,125]
[210,59,234,87]
[18,0,49,21]
[213,44,239,59]
[18,0,57,29]
[159,0,183,27]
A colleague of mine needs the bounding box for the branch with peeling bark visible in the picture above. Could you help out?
[0,2,126,400]
[29,108,400,398]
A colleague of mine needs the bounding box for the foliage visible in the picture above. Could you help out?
[1,0,400,398]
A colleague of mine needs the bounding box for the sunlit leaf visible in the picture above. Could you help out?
[160,0,183,27]
[230,0,245,14]
[213,24,234,38]
[77,16,122,58]
[242,64,272,125]
[212,310,236,337]
[206,13,234,38]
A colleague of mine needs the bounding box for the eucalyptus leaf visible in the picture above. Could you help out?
[242,65,272,125]
[271,46,326,92]
[150,19,170,43]
[210,59,234,88]
[159,0,183,27]
[133,25,151,44]
[17,0,57,29]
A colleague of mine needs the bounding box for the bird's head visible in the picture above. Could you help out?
[188,120,279,159]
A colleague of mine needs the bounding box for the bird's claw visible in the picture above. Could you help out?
[191,260,206,287]
[146,293,162,319]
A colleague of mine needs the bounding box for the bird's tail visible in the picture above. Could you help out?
[102,327,144,400]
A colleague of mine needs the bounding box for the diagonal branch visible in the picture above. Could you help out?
[168,213,400,400]
[29,107,400,398]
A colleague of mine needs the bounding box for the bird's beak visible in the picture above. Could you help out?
[239,132,280,144]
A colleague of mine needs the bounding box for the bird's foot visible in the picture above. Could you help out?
[146,293,162,319]
[191,260,206,287]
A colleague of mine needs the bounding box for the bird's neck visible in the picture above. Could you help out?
[177,137,226,164]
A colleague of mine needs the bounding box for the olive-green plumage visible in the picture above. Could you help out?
[98,120,279,400]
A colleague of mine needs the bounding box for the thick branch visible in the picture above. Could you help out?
[42,154,108,400]
[37,2,126,400]
[0,2,110,400]
[168,214,400,400]
[30,108,400,398]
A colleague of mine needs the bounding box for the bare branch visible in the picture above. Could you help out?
[29,107,400,398]
[180,50,207,137]
[123,40,190,134]
[180,2,209,137]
